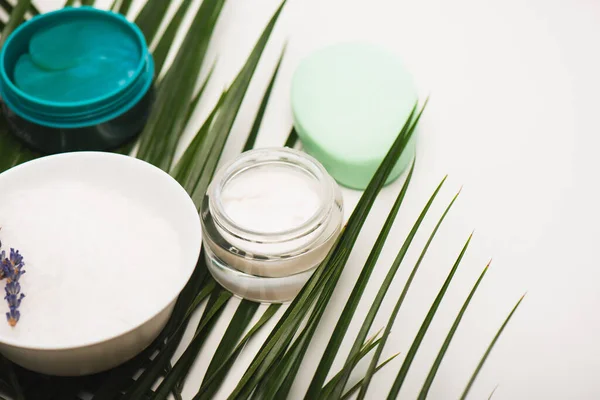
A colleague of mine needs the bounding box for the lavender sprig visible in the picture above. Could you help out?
[0,248,25,326]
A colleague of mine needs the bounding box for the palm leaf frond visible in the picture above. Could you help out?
[195,300,260,397]
[417,261,491,399]
[0,0,29,49]
[243,45,285,152]
[172,90,227,190]
[134,0,174,44]
[187,2,287,205]
[340,352,400,400]
[194,304,281,399]
[316,330,383,398]
[387,234,473,400]
[152,0,194,75]
[460,295,525,400]
[136,0,226,171]
[110,0,120,12]
[117,0,133,16]
[227,101,424,399]
[355,186,460,399]
[305,159,416,399]
[184,61,216,127]
[151,289,232,399]
[284,128,298,148]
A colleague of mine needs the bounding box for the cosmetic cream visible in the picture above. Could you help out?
[201,148,343,303]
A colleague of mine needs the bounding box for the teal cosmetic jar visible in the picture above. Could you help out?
[0,7,154,153]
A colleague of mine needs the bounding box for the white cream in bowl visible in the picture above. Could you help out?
[0,152,201,375]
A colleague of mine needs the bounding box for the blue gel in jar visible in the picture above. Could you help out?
[0,7,155,153]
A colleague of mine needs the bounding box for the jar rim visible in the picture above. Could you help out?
[209,147,335,244]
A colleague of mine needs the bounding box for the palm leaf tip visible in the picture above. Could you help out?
[338,352,401,400]
[459,294,525,400]
[386,233,472,400]
[417,260,491,400]
[348,176,453,400]
[243,46,286,152]
[488,384,500,399]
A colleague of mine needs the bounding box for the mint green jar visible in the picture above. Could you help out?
[291,43,417,190]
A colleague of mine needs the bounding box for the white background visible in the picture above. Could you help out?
[29,0,600,399]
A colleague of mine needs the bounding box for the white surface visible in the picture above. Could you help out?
[30,0,600,398]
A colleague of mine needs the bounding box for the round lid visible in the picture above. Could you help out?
[291,42,417,190]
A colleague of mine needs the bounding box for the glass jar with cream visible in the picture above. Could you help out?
[201,148,343,303]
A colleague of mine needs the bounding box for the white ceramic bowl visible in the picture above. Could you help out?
[0,152,201,376]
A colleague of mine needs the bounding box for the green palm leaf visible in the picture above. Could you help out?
[243,46,285,152]
[355,187,460,399]
[305,158,416,399]
[274,160,419,399]
[123,288,231,399]
[460,295,525,400]
[320,329,384,397]
[193,304,281,400]
[136,0,226,171]
[284,128,298,148]
[152,0,195,74]
[183,278,218,320]
[134,0,174,44]
[197,301,260,395]
[327,172,450,399]
[187,3,287,206]
[227,103,424,400]
[192,51,287,398]
[0,0,29,49]
[488,384,500,399]
[417,261,491,399]
[0,3,38,175]
[387,234,473,399]
[339,353,400,400]
[172,90,227,190]
[151,289,232,399]
[93,259,212,398]
[184,62,216,126]
[0,121,37,174]
[117,0,132,16]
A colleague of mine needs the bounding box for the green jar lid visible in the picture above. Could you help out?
[291,42,417,190]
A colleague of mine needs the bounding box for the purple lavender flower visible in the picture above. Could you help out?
[9,249,23,270]
[0,247,25,327]
[5,293,23,308]
[0,250,6,280]
[6,308,19,327]
[5,280,21,296]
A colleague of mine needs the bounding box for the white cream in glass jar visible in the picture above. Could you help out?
[201,147,343,303]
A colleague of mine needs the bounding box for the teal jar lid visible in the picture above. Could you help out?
[0,6,154,129]
[291,43,417,190]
